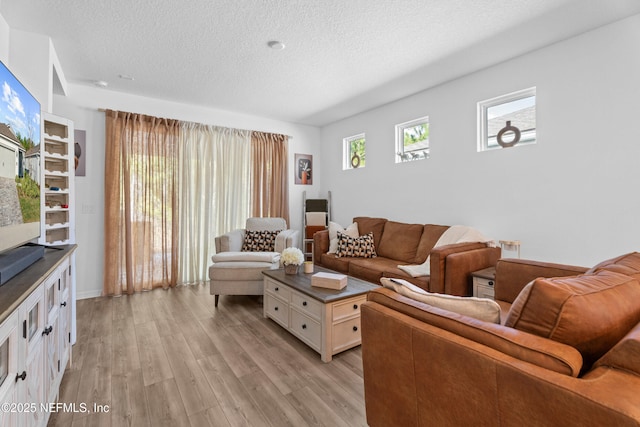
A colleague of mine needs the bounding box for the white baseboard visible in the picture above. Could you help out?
[76,289,102,300]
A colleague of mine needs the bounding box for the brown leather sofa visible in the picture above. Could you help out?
[313,216,500,295]
[361,253,640,426]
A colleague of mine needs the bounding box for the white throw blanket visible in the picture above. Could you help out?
[398,225,497,277]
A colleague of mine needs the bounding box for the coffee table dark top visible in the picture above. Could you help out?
[262,265,379,303]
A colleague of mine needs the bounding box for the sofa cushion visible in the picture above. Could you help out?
[593,322,640,377]
[328,221,358,253]
[376,221,424,263]
[318,253,351,273]
[350,256,401,284]
[336,232,377,258]
[494,258,588,304]
[381,278,501,323]
[241,230,281,252]
[353,217,387,249]
[212,251,280,263]
[587,252,640,281]
[414,224,449,263]
[504,270,640,368]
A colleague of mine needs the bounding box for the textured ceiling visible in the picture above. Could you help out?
[2,0,640,126]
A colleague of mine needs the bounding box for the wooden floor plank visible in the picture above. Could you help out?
[50,283,368,427]
[285,386,352,427]
[145,378,191,427]
[111,369,150,427]
[160,333,217,416]
[198,353,270,427]
[238,370,308,427]
[135,320,174,387]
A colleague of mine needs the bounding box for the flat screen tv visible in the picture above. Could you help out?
[0,60,41,255]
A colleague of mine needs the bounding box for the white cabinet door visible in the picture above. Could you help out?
[23,285,46,427]
[0,311,20,427]
[43,270,61,404]
[58,260,72,373]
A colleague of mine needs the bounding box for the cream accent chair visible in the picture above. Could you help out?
[209,217,299,307]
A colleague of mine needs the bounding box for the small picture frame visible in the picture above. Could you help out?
[295,153,312,185]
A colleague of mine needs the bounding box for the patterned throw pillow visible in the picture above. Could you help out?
[336,232,377,258]
[241,230,281,252]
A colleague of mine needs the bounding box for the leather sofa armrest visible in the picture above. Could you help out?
[494,258,588,303]
[429,242,497,294]
[313,229,330,264]
[275,229,299,253]
[215,229,245,253]
[442,247,502,296]
[594,322,640,376]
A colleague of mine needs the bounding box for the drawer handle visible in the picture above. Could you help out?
[353,304,358,310]
[42,326,53,336]
[15,371,27,383]
[353,326,358,332]
[274,306,279,311]
[302,324,307,329]
[488,281,494,286]
[61,301,67,307]
[303,301,307,306]
[275,287,279,291]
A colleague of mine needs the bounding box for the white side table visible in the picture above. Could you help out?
[472,266,496,299]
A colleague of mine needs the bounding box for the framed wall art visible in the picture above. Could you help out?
[295,153,312,185]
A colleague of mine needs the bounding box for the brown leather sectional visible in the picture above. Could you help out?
[313,216,500,295]
[361,253,640,426]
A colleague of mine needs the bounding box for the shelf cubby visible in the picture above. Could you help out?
[45,228,69,244]
[43,121,69,140]
[44,139,68,157]
[45,210,69,226]
[44,175,69,191]
[40,113,75,246]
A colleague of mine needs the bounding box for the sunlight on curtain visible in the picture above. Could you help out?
[177,123,251,283]
[104,110,179,296]
[251,132,289,224]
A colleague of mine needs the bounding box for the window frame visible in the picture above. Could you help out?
[343,133,366,170]
[477,87,536,152]
[395,116,430,163]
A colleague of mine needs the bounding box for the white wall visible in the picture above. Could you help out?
[5,10,640,296]
[52,85,321,298]
[319,13,640,267]
[0,13,8,62]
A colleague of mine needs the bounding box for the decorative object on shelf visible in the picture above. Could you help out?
[496,121,521,148]
[499,240,521,258]
[351,153,361,168]
[295,153,312,185]
[281,247,304,274]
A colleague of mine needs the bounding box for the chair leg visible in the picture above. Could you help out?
[214,294,219,307]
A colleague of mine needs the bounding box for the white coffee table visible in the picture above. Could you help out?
[262,266,378,362]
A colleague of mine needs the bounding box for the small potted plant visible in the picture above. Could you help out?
[281,247,304,274]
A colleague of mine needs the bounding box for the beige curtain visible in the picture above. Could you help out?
[104,110,179,296]
[251,132,289,224]
[177,123,251,283]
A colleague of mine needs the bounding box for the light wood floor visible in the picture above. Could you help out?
[47,283,368,427]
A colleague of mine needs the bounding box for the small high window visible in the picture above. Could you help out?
[396,117,429,163]
[478,87,536,151]
[343,133,366,170]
